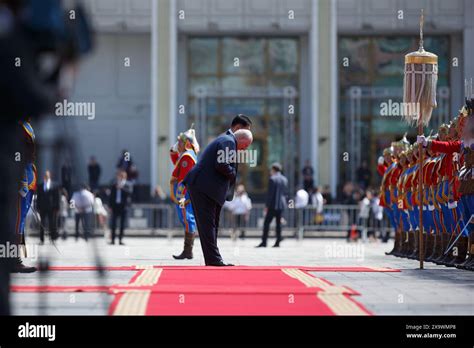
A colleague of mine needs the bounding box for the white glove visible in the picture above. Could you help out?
[416,135,427,147]
[377,156,384,165]
[170,142,178,153]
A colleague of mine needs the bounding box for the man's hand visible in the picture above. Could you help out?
[178,198,186,208]
[416,135,427,147]
[377,156,384,165]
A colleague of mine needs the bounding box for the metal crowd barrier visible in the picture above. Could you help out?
[127,203,392,239]
[27,203,392,240]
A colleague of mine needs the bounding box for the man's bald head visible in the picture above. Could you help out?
[234,129,253,150]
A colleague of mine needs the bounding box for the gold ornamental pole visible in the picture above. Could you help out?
[403,10,438,269]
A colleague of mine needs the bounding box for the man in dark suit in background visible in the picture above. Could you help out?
[184,115,252,266]
[109,170,132,245]
[87,156,101,192]
[257,163,288,248]
[61,160,73,199]
[36,170,60,243]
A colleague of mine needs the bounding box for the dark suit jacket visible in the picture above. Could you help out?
[265,172,288,211]
[183,130,237,206]
[36,181,60,212]
[109,181,132,210]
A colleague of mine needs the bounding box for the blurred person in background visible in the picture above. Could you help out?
[295,187,309,228]
[310,186,324,225]
[358,190,374,242]
[257,163,288,248]
[372,190,386,242]
[71,184,95,242]
[109,170,132,245]
[117,149,133,178]
[93,192,108,231]
[227,184,252,240]
[59,188,69,240]
[87,156,101,192]
[36,170,61,244]
[61,160,73,199]
[322,185,332,204]
[340,181,356,204]
[302,159,314,193]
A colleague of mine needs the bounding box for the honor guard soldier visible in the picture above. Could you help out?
[418,106,471,267]
[13,120,38,273]
[169,126,200,260]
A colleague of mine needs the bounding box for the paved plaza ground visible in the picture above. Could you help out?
[10,232,474,315]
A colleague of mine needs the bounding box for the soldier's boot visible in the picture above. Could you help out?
[11,257,37,273]
[391,230,400,256]
[424,233,434,260]
[464,253,474,271]
[402,231,411,259]
[426,233,440,262]
[445,236,468,267]
[433,233,449,264]
[408,230,419,259]
[395,232,407,257]
[416,230,427,260]
[415,231,427,261]
[395,230,405,256]
[385,232,400,255]
[456,234,474,269]
[386,230,400,256]
[173,232,195,260]
[431,233,445,262]
[437,232,458,266]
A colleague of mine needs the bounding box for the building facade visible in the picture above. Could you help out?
[38,0,474,199]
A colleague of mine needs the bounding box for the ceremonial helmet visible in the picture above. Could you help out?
[410,144,419,160]
[391,133,410,156]
[406,144,415,161]
[399,150,408,165]
[178,124,200,153]
[382,147,392,156]
[438,123,449,138]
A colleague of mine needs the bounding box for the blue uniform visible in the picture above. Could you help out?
[16,122,37,242]
[171,149,198,233]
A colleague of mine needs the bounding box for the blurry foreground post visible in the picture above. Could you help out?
[403,10,438,269]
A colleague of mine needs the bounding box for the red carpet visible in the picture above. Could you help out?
[12,266,397,315]
[108,267,373,316]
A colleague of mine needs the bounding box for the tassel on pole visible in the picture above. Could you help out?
[402,9,438,270]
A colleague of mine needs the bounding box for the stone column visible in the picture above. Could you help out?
[151,0,177,195]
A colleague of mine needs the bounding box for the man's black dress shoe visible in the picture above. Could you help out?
[207,261,234,266]
[273,238,283,247]
[256,242,267,248]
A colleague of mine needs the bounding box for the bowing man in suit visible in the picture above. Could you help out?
[183,115,252,266]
